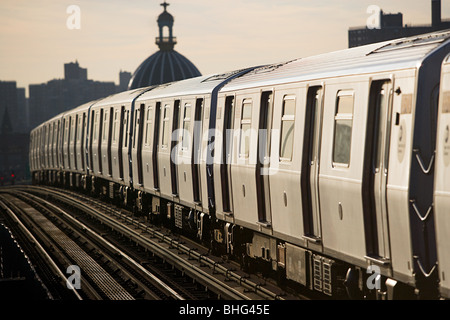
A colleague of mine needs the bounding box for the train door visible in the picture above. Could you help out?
[256,92,273,224]
[135,104,145,185]
[153,102,161,189]
[171,100,180,195]
[89,111,95,173]
[73,115,78,170]
[121,108,130,182]
[118,106,125,179]
[192,98,203,203]
[301,86,324,242]
[221,96,234,212]
[56,120,61,169]
[98,109,104,174]
[107,107,113,176]
[362,80,393,261]
[101,109,109,175]
[80,113,86,171]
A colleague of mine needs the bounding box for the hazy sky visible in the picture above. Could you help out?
[1,0,449,96]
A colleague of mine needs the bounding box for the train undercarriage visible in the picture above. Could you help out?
[32,170,416,300]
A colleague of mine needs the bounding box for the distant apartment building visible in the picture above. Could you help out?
[0,81,27,134]
[349,0,450,48]
[28,61,129,129]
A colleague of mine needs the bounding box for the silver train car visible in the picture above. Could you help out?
[30,30,450,299]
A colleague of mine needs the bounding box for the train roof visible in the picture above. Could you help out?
[135,68,257,101]
[62,100,98,116]
[91,87,155,107]
[221,30,450,91]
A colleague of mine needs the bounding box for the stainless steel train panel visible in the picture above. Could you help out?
[157,99,177,199]
[199,96,212,214]
[384,73,416,284]
[140,102,160,193]
[267,87,305,245]
[176,98,204,206]
[90,87,152,187]
[229,91,275,235]
[318,80,373,268]
[434,58,450,298]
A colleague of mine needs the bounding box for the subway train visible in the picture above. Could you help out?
[29,30,450,299]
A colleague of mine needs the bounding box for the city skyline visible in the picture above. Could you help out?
[1,0,449,96]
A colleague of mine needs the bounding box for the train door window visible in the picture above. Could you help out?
[64,118,69,145]
[239,99,252,158]
[145,106,153,146]
[103,110,108,142]
[280,96,296,161]
[112,109,118,144]
[333,91,354,167]
[70,116,76,144]
[93,112,99,142]
[52,122,57,145]
[161,104,171,149]
[182,103,191,150]
[77,115,82,143]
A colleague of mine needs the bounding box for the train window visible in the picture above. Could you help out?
[162,104,170,149]
[145,106,153,146]
[333,91,354,166]
[239,99,252,158]
[280,96,296,161]
[182,103,191,150]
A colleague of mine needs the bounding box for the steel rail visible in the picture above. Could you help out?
[20,190,185,300]
[25,186,285,300]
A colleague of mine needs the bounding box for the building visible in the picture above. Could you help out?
[0,107,30,184]
[64,61,87,80]
[0,81,29,134]
[349,0,450,48]
[118,71,132,92]
[28,61,120,129]
[128,1,201,89]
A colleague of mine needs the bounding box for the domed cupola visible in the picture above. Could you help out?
[128,1,202,89]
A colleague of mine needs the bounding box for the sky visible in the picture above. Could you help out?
[1,0,449,96]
